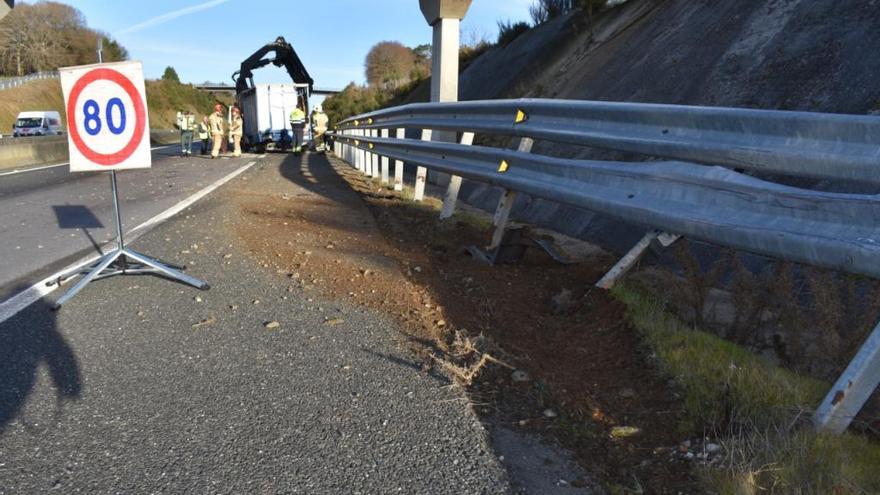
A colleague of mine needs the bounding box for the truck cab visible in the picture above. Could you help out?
[13,111,63,137]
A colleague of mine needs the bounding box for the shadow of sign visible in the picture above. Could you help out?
[0,289,81,435]
[51,204,105,255]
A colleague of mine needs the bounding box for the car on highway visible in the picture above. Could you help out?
[12,110,63,137]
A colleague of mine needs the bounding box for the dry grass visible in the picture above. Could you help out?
[613,286,880,494]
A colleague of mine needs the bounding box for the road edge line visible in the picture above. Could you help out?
[0,160,256,324]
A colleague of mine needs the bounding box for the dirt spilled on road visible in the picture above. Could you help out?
[231,153,701,492]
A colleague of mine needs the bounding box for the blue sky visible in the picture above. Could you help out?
[70,0,534,91]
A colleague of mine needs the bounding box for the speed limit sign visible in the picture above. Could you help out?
[60,61,151,172]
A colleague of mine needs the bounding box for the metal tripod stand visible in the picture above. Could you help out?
[49,170,209,308]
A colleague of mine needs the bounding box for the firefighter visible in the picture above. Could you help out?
[197,116,210,155]
[177,109,196,156]
[230,107,243,157]
[209,104,225,158]
[311,105,329,152]
[289,102,306,153]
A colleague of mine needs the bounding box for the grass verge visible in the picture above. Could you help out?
[612,286,880,494]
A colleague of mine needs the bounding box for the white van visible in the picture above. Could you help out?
[12,111,63,137]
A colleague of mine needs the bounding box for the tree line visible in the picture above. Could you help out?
[0,1,128,77]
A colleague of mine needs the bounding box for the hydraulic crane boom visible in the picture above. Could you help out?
[232,36,314,94]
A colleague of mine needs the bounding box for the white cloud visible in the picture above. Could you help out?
[114,0,232,36]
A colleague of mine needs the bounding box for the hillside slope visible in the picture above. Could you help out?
[0,78,231,133]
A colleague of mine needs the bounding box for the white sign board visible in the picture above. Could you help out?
[60,60,151,172]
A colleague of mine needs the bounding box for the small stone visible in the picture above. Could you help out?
[610,426,641,438]
[194,296,203,303]
[413,266,422,272]
[435,319,446,328]
[136,311,145,317]
[223,253,232,259]
[264,321,280,329]
[619,388,636,399]
[229,304,239,310]
[542,409,557,419]
[551,288,574,315]
[325,318,345,326]
[511,370,530,383]
[191,316,216,329]
[705,443,721,454]
[253,299,260,305]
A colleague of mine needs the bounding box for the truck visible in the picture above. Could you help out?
[232,36,313,152]
[12,110,63,137]
[238,83,308,152]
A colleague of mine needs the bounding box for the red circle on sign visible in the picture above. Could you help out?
[66,68,146,166]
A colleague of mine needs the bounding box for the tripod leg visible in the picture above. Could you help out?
[54,250,122,308]
[125,249,185,270]
[124,249,209,290]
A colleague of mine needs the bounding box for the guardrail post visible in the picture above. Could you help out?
[815,323,880,433]
[596,231,680,289]
[365,129,373,177]
[358,129,366,173]
[371,129,380,178]
[394,128,405,191]
[439,131,474,219]
[414,129,433,201]
[488,137,534,250]
[380,129,390,184]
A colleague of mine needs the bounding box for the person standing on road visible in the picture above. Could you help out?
[177,110,196,156]
[209,104,225,159]
[311,105,329,152]
[230,107,243,157]
[197,116,210,155]
[289,102,306,154]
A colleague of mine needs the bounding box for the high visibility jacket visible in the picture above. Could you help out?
[177,113,196,131]
[197,122,209,139]
[312,111,328,133]
[289,108,305,123]
[209,112,225,135]
[230,115,243,137]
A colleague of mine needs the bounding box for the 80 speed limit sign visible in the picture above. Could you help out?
[60,61,152,172]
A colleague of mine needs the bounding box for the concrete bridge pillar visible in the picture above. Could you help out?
[419,0,472,103]
[416,0,472,201]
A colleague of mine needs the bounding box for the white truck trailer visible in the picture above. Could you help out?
[238,83,309,152]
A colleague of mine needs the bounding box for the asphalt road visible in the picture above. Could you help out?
[0,152,509,494]
[0,142,253,299]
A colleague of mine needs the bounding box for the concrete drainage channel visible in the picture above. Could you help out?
[0,130,180,172]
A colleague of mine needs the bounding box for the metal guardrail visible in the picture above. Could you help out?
[329,98,880,434]
[0,70,59,91]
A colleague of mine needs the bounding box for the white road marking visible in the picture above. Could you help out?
[0,144,176,177]
[0,160,257,324]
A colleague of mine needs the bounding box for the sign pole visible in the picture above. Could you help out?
[49,47,209,308]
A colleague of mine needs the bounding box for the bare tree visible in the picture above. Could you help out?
[0,2,128,76]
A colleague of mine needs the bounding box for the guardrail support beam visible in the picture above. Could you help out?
[371,129,380,177]
[439,131,474,220]
[596,230,680,290]
[414,129,433,201]
[380,129,390,184]
[487,137,534,249]
[815,323,880,433]
[394,128,405,191]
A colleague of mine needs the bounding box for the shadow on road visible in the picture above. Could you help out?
[0,291,81,435]
[52,204,105,255]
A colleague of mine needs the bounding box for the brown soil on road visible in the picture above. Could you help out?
[231,152,702,493]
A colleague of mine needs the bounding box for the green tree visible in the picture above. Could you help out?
[162,66,180,83]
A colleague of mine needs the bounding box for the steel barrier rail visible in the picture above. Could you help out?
[329,98,880,435]
[337,99,880,184]
[335,134,880,278]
